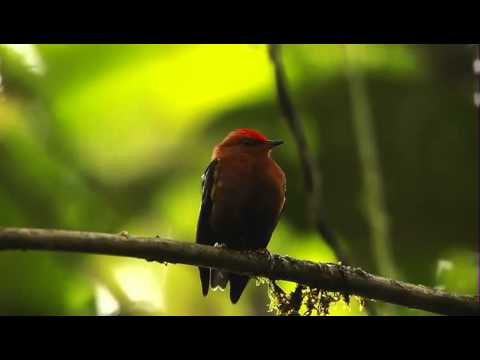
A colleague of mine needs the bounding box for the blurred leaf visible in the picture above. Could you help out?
[0,44,476,316]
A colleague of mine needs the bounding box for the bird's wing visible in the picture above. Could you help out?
[195,158,218,296]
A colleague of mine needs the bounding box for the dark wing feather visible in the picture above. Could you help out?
[195,159,218,296]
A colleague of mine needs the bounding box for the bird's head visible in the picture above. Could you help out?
[216,128,284,158]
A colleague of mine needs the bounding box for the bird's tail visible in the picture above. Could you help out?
[210,271,250,303]
[229,274,250,304]
[210,270,229,291]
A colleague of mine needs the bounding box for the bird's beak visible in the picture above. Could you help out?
[266,139,284,148]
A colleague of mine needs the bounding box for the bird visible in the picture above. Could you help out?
[196,128,286,304]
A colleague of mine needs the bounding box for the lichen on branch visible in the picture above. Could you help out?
[0,227,478,316]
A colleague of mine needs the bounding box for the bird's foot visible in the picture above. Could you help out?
[246,249,275,276]
[214,242,227,249]
[257,248,271,257]
[247,248,272,260]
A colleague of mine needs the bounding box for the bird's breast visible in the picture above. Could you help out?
[209,154,285,235]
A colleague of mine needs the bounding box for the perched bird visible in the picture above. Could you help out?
[196,128,286,304]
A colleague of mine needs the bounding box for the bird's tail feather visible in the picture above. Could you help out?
[209,271,251,303]
[229,274,250,304]
[210,270,228,291]
[199,267,211,296]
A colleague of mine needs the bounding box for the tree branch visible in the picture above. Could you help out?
[268,44,350,265]
[268,44,376,315]
[1,227,478,316]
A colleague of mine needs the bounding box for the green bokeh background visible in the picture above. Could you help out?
[0,44,477,315]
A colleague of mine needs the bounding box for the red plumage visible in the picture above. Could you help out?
[196,129,286,304]
[232,128,268,142]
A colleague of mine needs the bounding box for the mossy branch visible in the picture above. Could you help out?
[1,227,478,316]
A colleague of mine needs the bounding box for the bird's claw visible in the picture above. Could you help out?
[214,242,227,249]
[247,248,272,261]
[246,249,275,276]
[256,248,271,255]
[259,248,272,259]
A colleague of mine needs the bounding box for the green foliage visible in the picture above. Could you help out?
[265,280,367,316]
[0,44,476,315]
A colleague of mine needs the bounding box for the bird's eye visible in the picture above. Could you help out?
[242,138,258,146]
